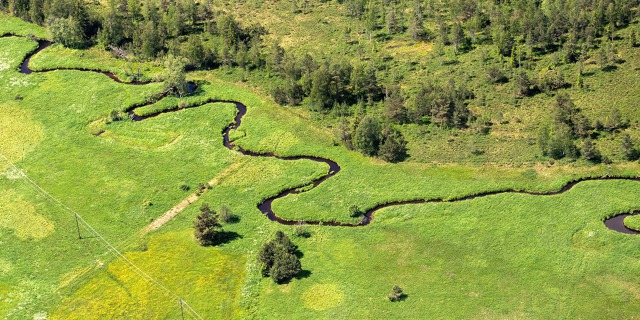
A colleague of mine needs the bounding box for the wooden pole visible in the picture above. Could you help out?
[75,213,82,239]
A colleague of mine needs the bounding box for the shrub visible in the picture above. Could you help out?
[538,68,565,93]
[621,134,639,161]
[108,110,123,122]
[349,205,363,218]
[388,285,404,302]
[294,224,311,238]
[580,139,601,163]
[218,205,236,223]
[378,129,408,163]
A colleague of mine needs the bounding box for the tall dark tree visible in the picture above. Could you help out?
[310,63,333,110]
[378,127,408,163]
[194,204,224,246]
[621,134,639,161]
[384,86,406,124]
[408,0,424,40]
[353,116,382,157]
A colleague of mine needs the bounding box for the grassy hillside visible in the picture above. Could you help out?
[1,12,640,320]
[212,0,640,166]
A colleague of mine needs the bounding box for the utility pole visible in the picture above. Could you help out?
[179,299,185,320]
[74,213,82,239]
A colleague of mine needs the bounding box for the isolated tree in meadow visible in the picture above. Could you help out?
[270,252,302,283]
[194,203,224,246]
[515,70,536,97]
[218,205,236,224]
[603,108,625,132]
[258,231,301,283]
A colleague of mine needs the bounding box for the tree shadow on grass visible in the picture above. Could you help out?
[389,293,409,302]
[295,269,312,280]
[395,293,409,302]
[224,215,241,224]
[211,231,242,246]
[274,270,312,285]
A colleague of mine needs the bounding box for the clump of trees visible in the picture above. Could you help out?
[537,93,635,163]
[258,231,302,284]
[163,54,188,97]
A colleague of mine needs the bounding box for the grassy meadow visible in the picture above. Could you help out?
[1,15,640,320]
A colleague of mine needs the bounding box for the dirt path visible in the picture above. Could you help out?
[143,159,247,234]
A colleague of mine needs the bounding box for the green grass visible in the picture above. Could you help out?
[29,43,164,83]
[624,214,640,231]
[0,13,47,39]
[2,15,640,320]
[255,180,640,319]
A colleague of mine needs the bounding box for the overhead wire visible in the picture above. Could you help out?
[0,152,204,320]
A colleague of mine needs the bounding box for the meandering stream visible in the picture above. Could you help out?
[12,35,640,234]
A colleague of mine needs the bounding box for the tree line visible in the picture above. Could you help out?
[2,0,637,163]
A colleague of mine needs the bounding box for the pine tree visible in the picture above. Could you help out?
[193,204,223,246]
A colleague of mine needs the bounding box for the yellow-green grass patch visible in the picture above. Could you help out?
[0,102,44,170]
[52,230,246,319]
[0,189,54,240]
[0,259,12,275]
[301,283,345,311]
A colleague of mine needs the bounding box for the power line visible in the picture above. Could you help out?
[0,152,204,320]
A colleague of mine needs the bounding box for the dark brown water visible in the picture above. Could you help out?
[14,35,640,233]
[604,212,640,234]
